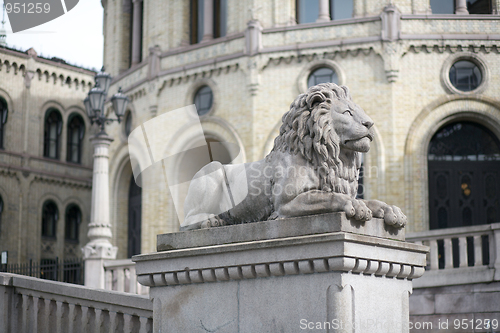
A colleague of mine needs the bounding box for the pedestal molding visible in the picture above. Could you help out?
[137,255,425,287]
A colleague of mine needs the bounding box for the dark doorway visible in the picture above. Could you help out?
[128,175,142,257]
[428,121,500,229]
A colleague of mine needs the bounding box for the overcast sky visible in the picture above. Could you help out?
[2,0,103,70]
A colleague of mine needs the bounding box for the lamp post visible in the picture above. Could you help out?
[82,67,129,289]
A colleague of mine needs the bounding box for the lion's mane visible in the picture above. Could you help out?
[268,83,359,197]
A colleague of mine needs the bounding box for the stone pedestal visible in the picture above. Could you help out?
[133,213,428,333]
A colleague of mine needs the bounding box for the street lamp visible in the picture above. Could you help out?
[82,66,129,289]
[84,67,129,134]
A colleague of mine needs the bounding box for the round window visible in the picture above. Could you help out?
[449,60,482,92]
[194,86,213,116]
[307,67,338,88]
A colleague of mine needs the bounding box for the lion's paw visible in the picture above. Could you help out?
[200,214,226,229]
[383,205,407,228]
[351,199,372,221]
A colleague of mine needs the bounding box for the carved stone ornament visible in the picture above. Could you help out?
[182,83,407,230]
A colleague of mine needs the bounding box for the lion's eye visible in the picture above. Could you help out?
[343,110,353,117]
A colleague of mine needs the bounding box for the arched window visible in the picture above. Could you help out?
[296,0,319,24]
[67,114,85,164]
[0,98,8,149]
[65,205,81,242]
[42,201,58,238]
[124,112,133,136]
[430,0,454,13]
[194,85,213,116]
[128,176,142,258]
[467,0,492,14]
[330,0,353,20]
[44,109,62,159]
[428,121,500,230]
[190,0,227,44]
[307,67,338,87]
[128,0,143,67]
[0,195,3,235]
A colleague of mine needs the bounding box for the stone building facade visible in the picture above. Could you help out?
[0,46,96,265]
[100,0,500,262]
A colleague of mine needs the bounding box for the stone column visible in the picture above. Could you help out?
[201,0,214,42]
[131,0,143,65]
[83,134,117,289]
[455,0,469,14]
[317,0,330,22]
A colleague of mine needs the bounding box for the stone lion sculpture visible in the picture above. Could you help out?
[182,83,406,230]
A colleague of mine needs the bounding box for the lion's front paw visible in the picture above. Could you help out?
[351,199,372,221]
[200,214,226,228]
[383,205,407,228]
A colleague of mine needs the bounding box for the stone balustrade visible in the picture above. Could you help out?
[104,259,148,295]
[407,223,500,288]
[0,273,152,333]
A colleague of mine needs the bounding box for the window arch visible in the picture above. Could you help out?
[67,114,85,164]
[0,98,7,149]
[65,205,81,242]
[44,109,62,159]
[42,201,58,238]
[428,121,500,229]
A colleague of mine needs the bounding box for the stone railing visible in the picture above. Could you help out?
[406,223,500,288]
[103,259,148,295]
[0,273,153,333]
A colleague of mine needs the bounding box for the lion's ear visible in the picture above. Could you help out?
[306,92,325,110]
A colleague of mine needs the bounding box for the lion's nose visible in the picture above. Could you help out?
[363,119,374,129]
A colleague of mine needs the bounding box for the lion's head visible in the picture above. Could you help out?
[269,83,374,197]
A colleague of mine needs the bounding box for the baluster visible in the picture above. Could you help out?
[56,301,63,333]
[109,311,117,333]
[68,304,75,333]
[129,266,137,294]
[95,309,103,333]
[117,268,125,292]
[473,235,483,266]
[491,228,499,268]
[105,268,113,290]
[21,294,29,333]
[139,316,148,333]
[458,237,468,267]
[123,313,132,333]
[44,299,51,333]
[81,306,89,333]
[444,238,453,269]
[429,239,439,270]
[32,296,39,333]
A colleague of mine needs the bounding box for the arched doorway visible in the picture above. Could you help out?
[428,121,500,230]
[128,175,142,257]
